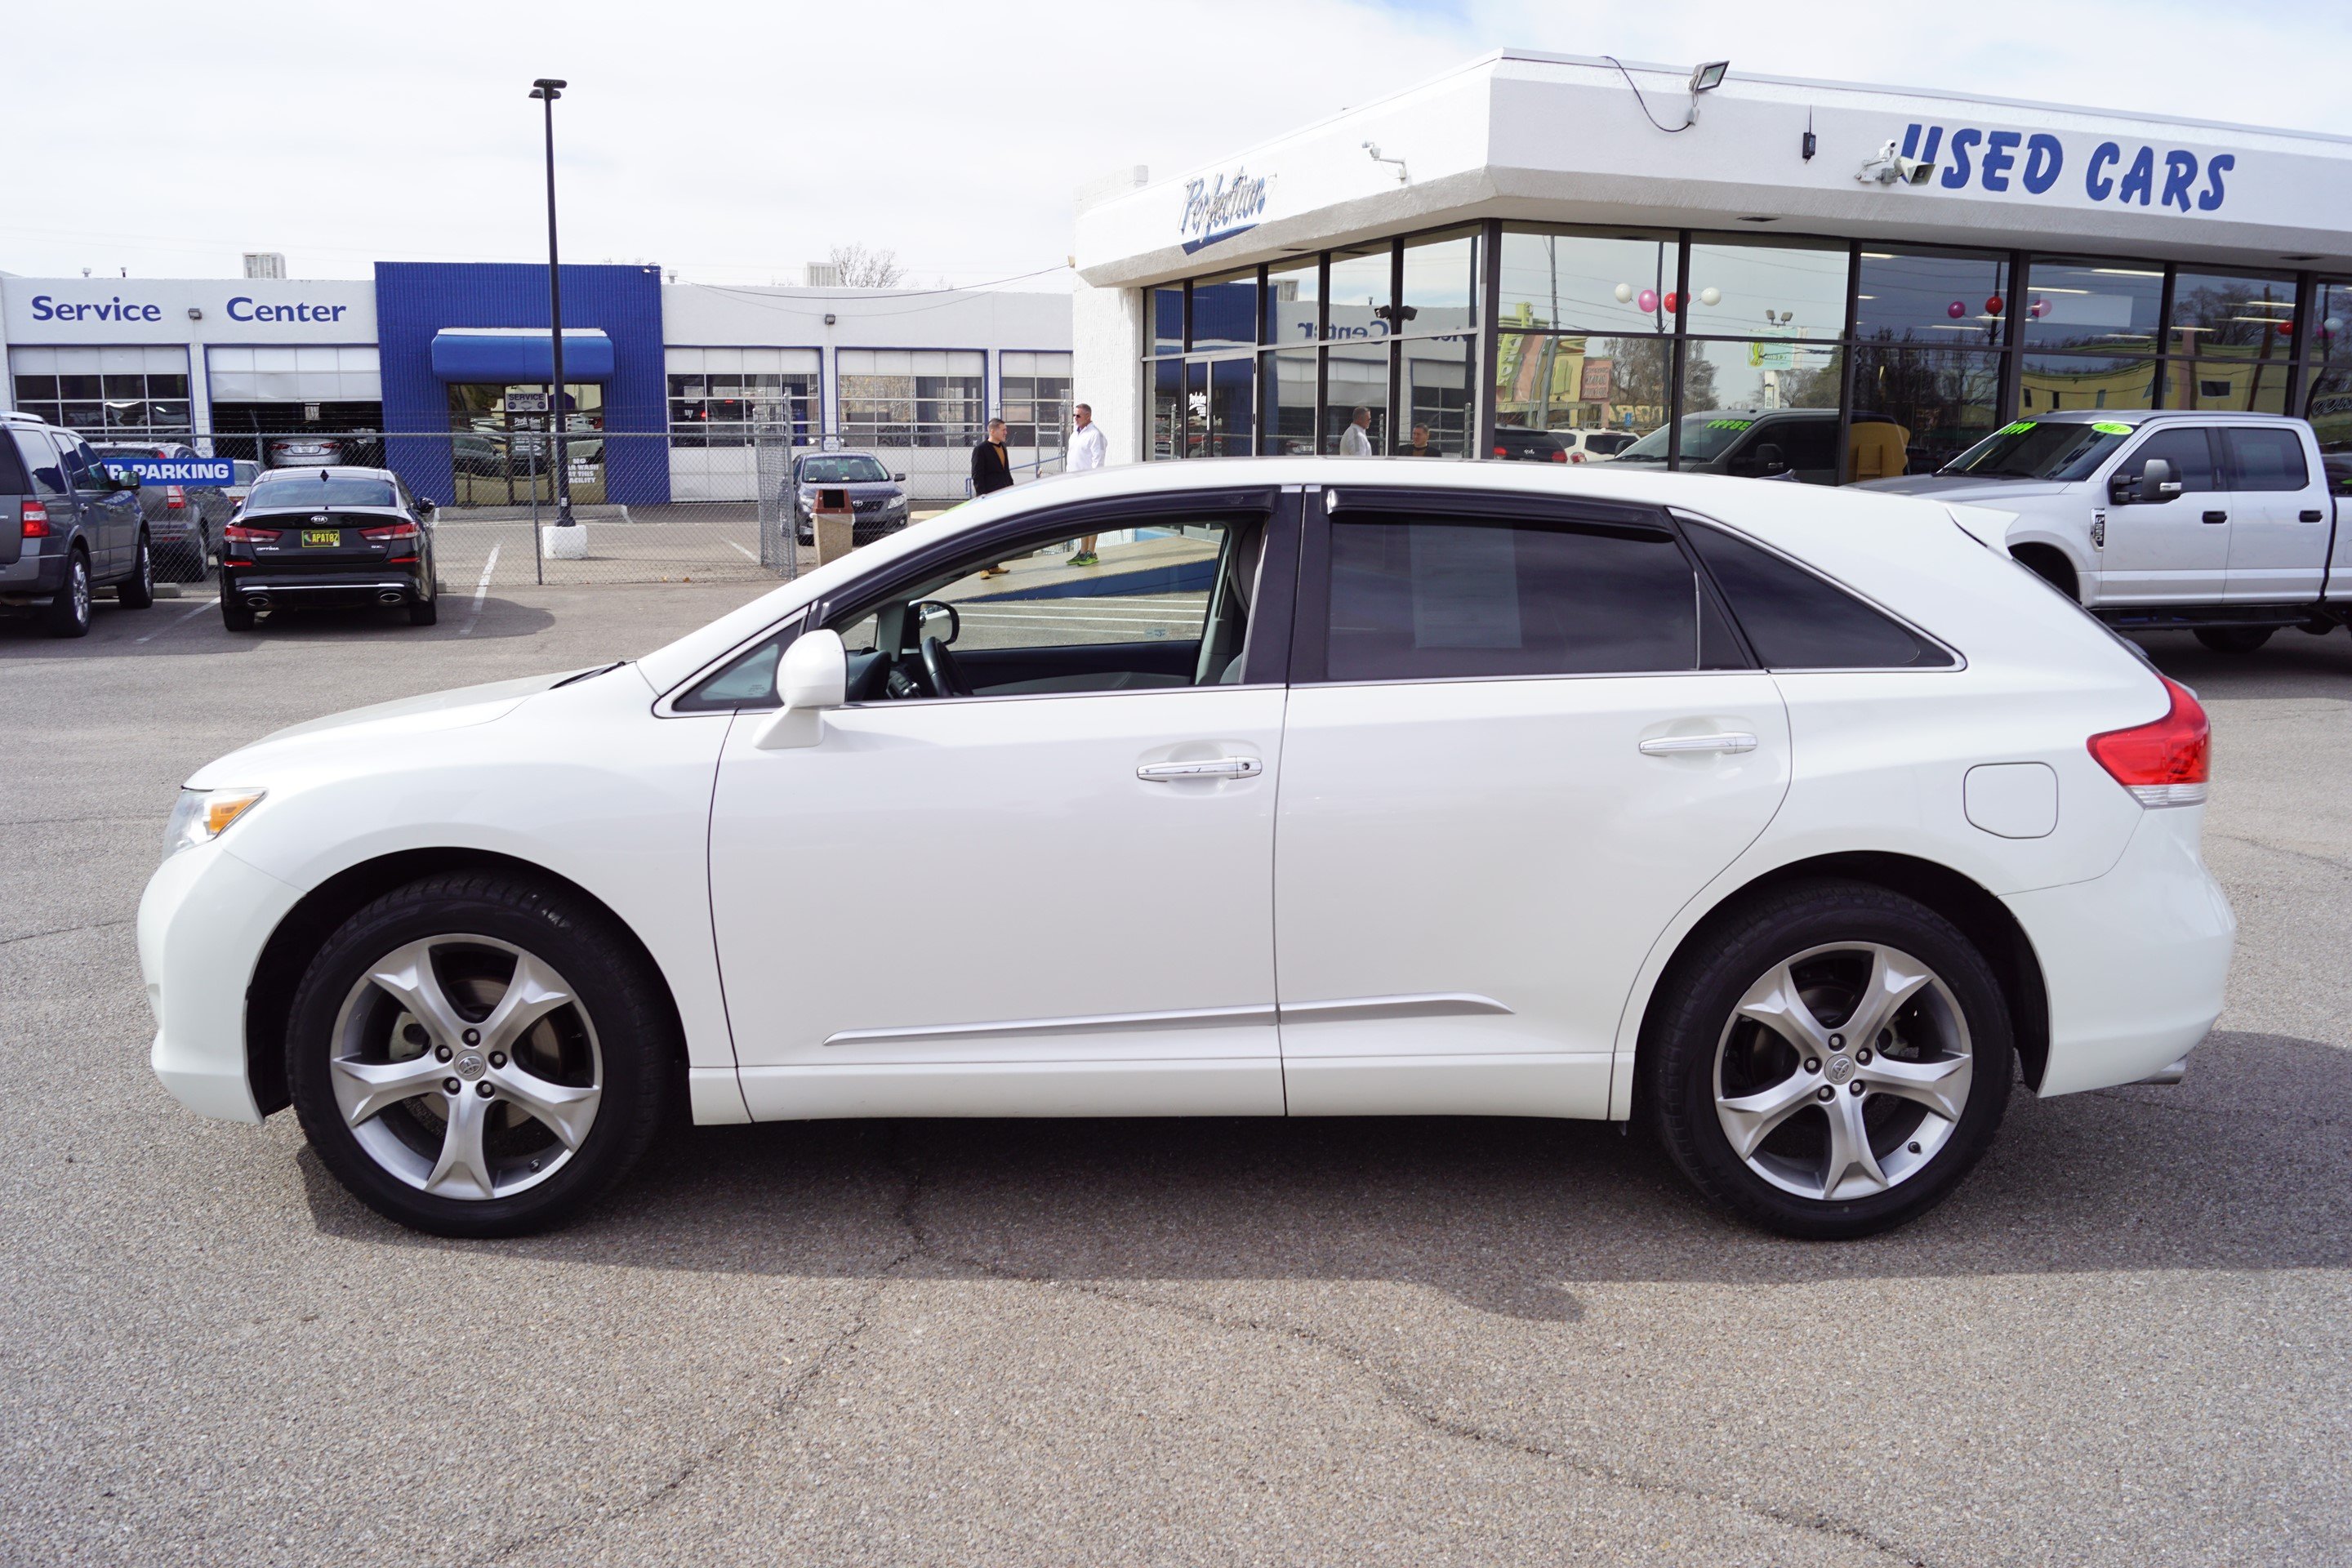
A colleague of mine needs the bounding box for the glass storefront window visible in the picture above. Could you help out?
[2023,257,2163,354]
[1401,229,1477,338]
[1498,229,1675,335]
[1266,258,1320,345]
[1149,359,1182,460]
[1685,238,1849,338]
[1398,336,1470,457]
[1492,333,1669,442]
[1850,346,2003,481]
[1152,286,1184,356]
[1192,270,1258,353]
[1263,347,1316,454]
[1683,337,1843,417]
[1324,340,1388,452]
[2019,354,2158,413]
[1855,248,2014,346]
[1326,243,1392,343]
[1202,356,1255,457]
[2305,280,2352,486]
[2167,360,2292,414]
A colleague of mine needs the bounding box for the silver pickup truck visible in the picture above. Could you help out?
[1860,409,2348,653]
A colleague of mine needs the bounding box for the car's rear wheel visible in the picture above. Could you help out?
[118,532,155,609]
[44,549,91,637]
[2194,626,2274,653]
[1646,880,2011,1239]
[219,583,256,631]
[286,874,675,1236]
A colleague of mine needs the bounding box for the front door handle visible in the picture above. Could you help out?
[1138,756,1263,782]
[2202,510,2229,524]
[1640,732,1759,757]
[2301,510,2326,523]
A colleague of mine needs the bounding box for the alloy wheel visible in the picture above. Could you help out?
[1713,942,1974,1202]
[70,558,90,624]
[327,934,603,1200]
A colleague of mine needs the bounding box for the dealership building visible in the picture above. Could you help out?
[0,265,1070,504]
[1070,49,2352,480]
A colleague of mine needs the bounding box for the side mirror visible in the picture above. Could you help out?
[111,467,142,491]
[753,629,847,750]
[2132,456,2180,504]
[913,599,960,646]
[415,497,437,518]
[893,472,907,483]
[1753,442,1788,476]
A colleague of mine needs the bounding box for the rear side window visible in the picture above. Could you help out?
[0,431,29,495]
[10,432,65,497]
[2125,428,2219,490]
[1323,513,1698,680]
[1685,523,1953,670]
[2224,428,2309,491]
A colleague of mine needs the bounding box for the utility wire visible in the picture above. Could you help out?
[1599,56,1697,134]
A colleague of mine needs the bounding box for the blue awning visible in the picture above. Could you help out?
[429,327,614,383]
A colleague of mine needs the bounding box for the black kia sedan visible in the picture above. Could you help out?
[219,466,439,630]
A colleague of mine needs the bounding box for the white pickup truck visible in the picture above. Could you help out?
[1860,409,2348,653]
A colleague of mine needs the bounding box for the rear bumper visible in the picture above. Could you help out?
[0,545,66,597]
[2004,804,2237,1096]
[224,565,425,606]
[140,842,302,1125]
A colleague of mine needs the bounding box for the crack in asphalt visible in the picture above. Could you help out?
[0,918,133,948]
[2212,833,2352,879]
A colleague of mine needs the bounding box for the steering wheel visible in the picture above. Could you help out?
[920,635,971,698]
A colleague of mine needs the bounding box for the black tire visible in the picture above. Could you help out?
[2194,626,2274,653]
[220,586,256,632]
[118,532,155,609]
[408,592,438,626]
[285,872,676,1237]
[1643,879,2012,1240]
[44,548,92,638]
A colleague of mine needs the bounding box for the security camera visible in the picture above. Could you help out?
[1856,139,1936,186]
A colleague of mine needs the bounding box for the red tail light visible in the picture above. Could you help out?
[1569,449,1586,462]
[1549,448,1568,462]
[2088,676,2210,807]
[222,524,282,560]
[20,500,49,537]
[359,523,420,542]
[1491,446,1508,458]
[165,485,187,510]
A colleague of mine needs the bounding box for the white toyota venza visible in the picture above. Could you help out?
[140,460,2234,1240]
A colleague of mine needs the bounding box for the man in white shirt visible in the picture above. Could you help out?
[1066,402,1109,565]
[1339,405,1376,457]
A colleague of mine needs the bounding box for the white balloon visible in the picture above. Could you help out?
[1613,283,1633,303]
[1698,287,1722,307]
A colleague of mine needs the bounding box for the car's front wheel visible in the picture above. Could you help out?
[1646,880,2011,1239]
[285,873,675,1236]
[2194,626,2274,653]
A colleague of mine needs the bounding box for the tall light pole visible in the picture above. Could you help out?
[529,77,574,527]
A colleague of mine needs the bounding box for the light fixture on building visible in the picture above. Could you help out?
[1689,60,1731,95]
[187,307,203,320]
[823,313,837,327]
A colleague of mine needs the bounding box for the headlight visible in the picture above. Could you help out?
[163,787,265,860]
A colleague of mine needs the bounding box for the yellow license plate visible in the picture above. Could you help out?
[301,529,341,547]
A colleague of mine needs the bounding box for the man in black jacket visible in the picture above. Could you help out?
[971,418,1016,575]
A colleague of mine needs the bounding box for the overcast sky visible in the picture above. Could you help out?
[5,0,2346,287]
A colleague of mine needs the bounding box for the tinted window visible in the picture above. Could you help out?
[2224,428,2310,491]
[11,431,65,497]
[2125,429,2219,491]
[1941,421,2128,480]
[1324,514,1697,680]
[1766,417,1839,471]
[0,430,29,495]
[798,455,890,484]
[60,442,101,490]
[1685,523,1951,670]
[247,476,399,508]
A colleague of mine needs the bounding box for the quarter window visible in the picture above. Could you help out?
[1684,523,1953,670]
[1322,513,1699,681]
[2222,427,2310,491]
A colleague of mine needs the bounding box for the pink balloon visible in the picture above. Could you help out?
[1636,287,1659,314]
[1947,301,1966,319]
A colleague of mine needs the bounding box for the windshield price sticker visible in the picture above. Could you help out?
[1705,418,1754,431]
[2091,421,2134,435]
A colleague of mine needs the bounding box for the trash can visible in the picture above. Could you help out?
[813,486,853,565]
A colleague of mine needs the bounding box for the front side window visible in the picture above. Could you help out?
[2123,428,2219,491]
[1322,512,1699,681]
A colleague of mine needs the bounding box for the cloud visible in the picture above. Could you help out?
[2,0,2343,283]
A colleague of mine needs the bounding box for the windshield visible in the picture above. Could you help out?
[1939,420,2130,480]
[1613,414,1767,466]
[799,456,889,484]
[246,476,398,509]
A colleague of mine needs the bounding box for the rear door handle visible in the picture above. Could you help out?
[2202,510,2229,524]
[2301,510,2326,523]
[1640,732,1759,756]
[1138,756,1263,782]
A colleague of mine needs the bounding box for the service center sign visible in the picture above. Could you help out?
[104,456,234,486]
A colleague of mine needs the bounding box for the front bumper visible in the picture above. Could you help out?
[2004,804,2237,1096]
[140,842,304,1124]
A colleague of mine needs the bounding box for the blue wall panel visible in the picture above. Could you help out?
[375,261,667,506]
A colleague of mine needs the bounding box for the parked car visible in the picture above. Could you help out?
[90,441,237,581]
[142,458,2232,1240]
[789,450,910,544]
[217,465,439,630]
[267,434,348,468]
[1860,410,2346,653]
[224,459,263,510]
[1492,427,1644,464]
[1610,408,1857,484]
[0,411,153,635]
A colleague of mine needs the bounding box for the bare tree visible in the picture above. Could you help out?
[828,243,906,289]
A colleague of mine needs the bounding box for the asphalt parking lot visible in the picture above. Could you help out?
[2,583,2348,1566]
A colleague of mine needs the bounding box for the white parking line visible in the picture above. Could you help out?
[727,541,759,561]
[135,596,220,644]
[459,545,500,636]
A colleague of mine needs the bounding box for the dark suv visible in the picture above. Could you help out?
[1,412,154,636]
